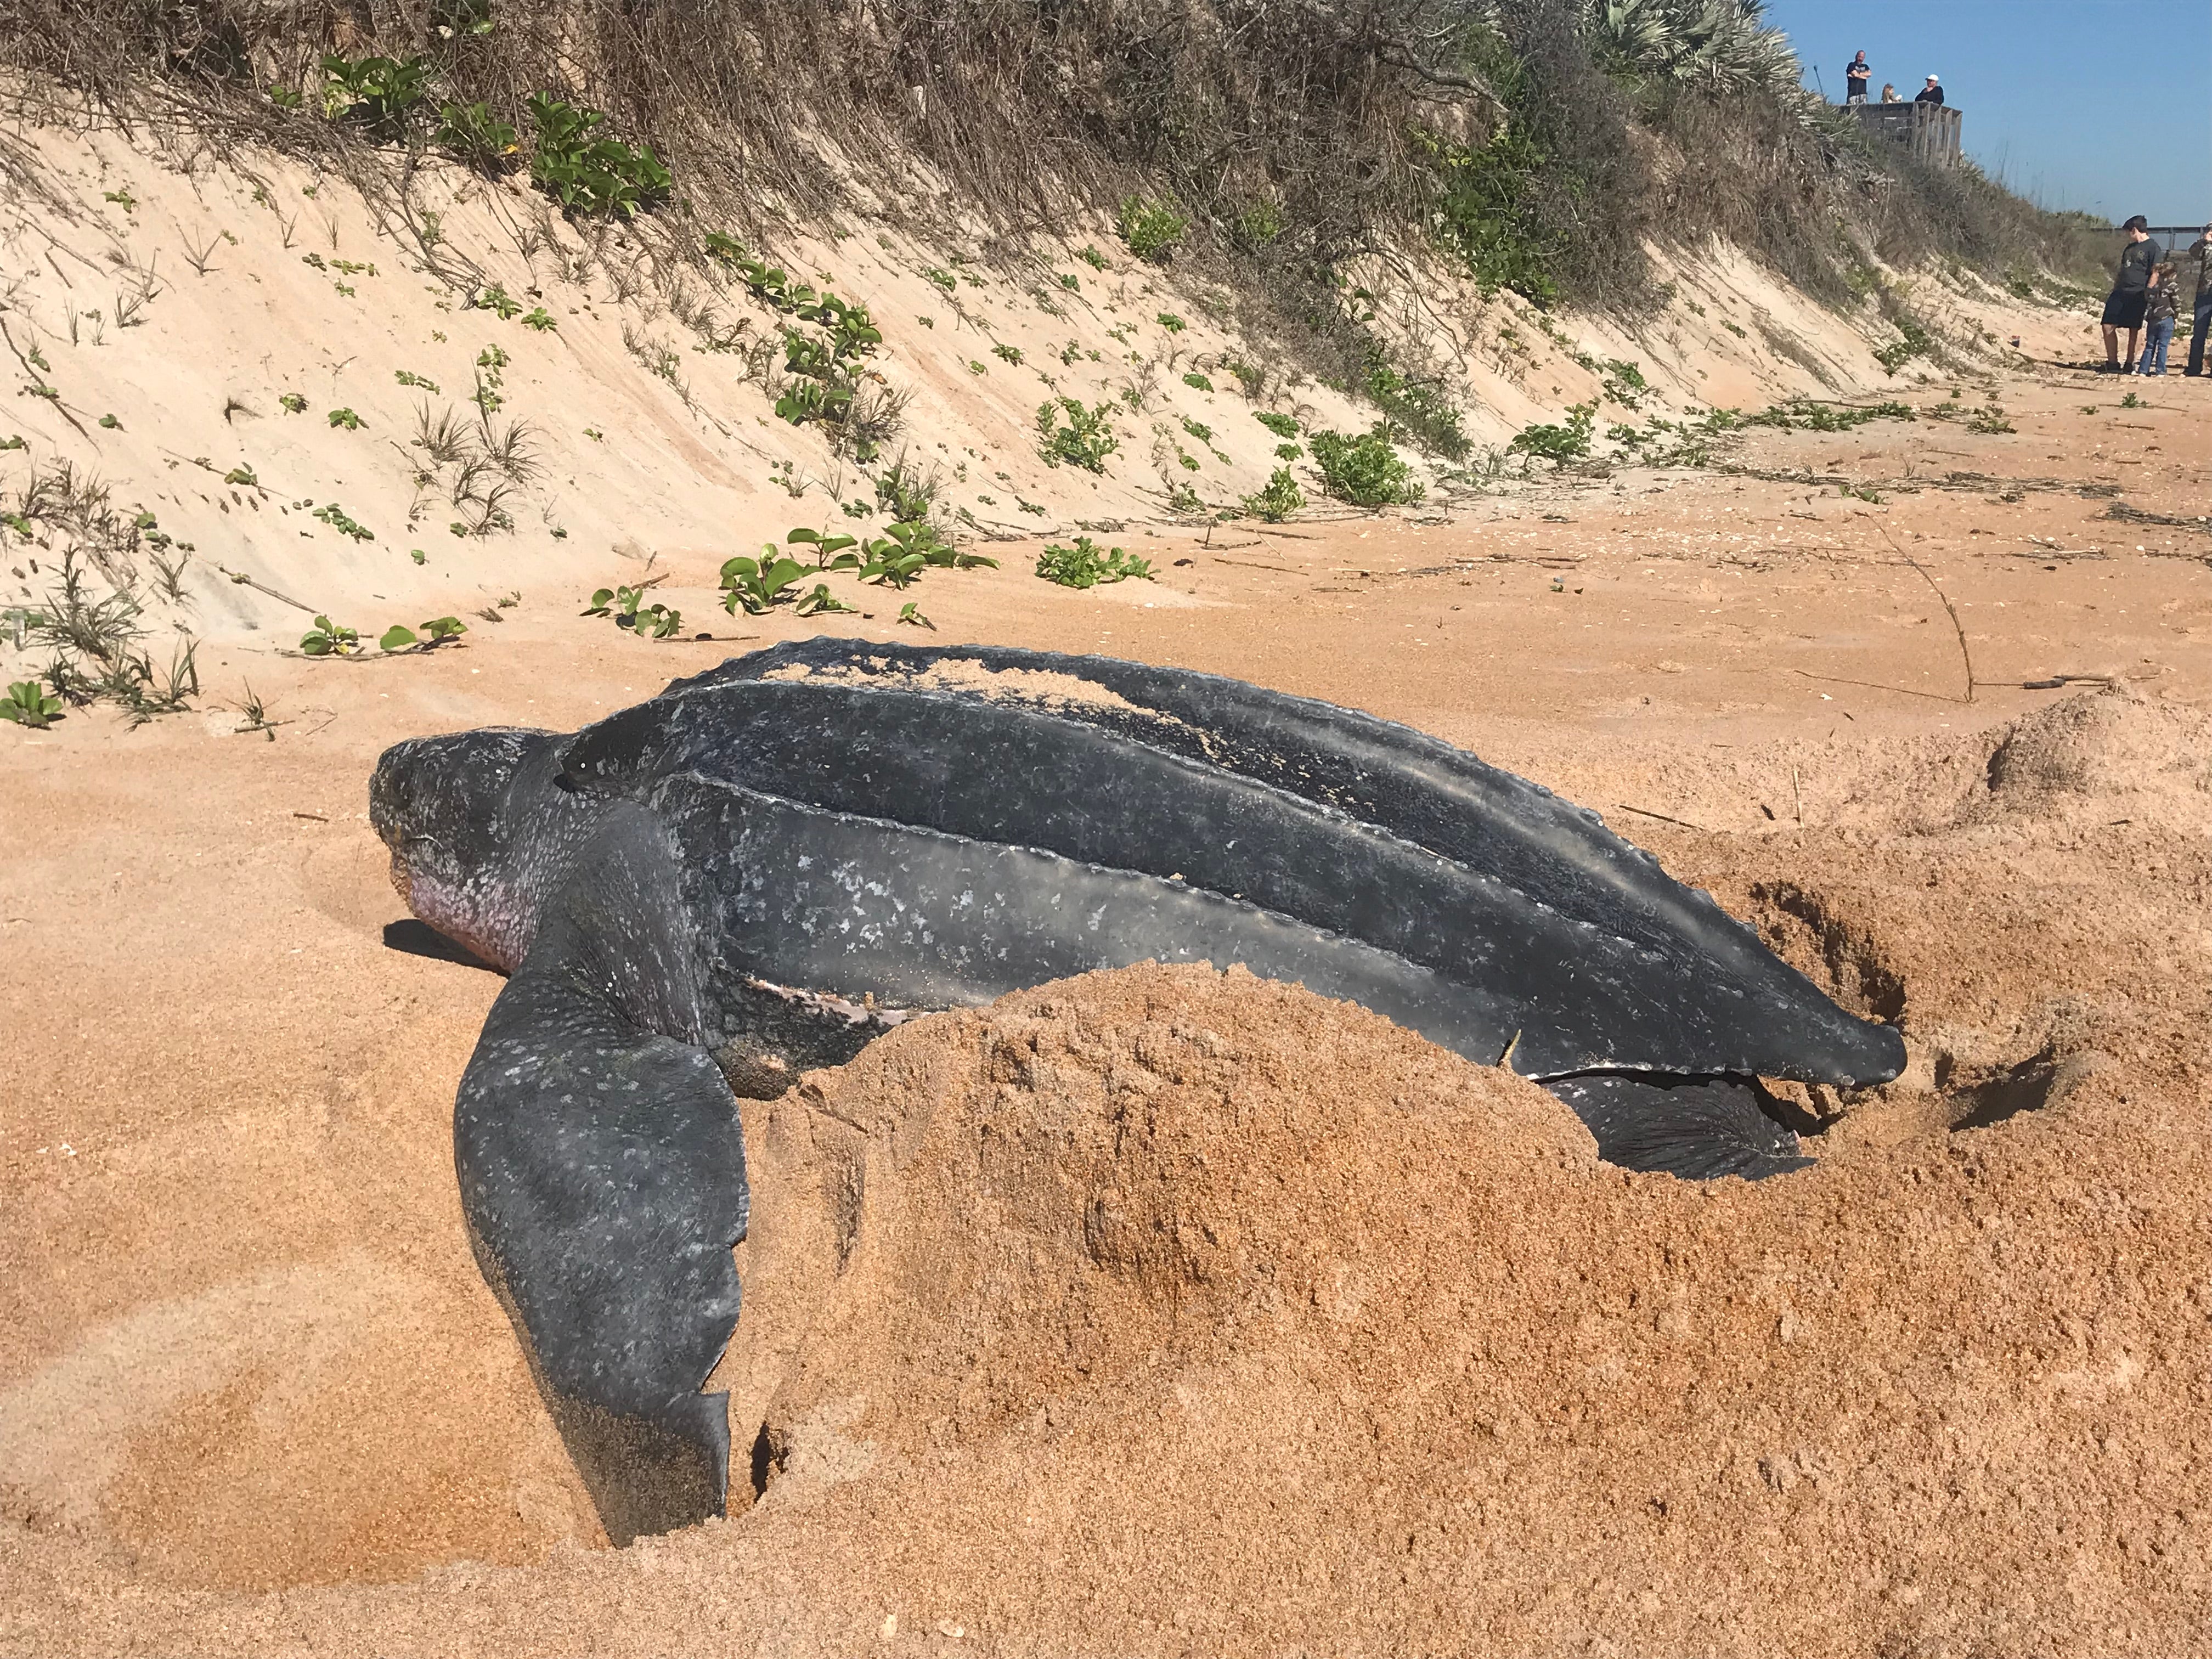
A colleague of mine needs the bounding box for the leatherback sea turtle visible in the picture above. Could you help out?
[370,638,1902,1542]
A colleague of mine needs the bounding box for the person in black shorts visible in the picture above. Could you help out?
[2186,222,2212,377]
[2102,216,2163,373]
[1845,52,1870,104]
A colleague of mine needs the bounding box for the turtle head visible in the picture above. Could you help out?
[371,727,571,971]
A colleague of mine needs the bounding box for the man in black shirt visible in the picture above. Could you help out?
[2102,216,2164,373]
[1846,52,1871,104]
[1914,75,1945,105]
[2186,222,2212,377]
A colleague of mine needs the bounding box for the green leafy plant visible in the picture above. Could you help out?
[300,614,362,656]
[1741,399,1914,433]
[395,369,440,393]
[319,54,436,132]
[2,679,63,727]
[1182,372,1214,392]
[477,284,523,320]
[521,307,557,332]
[584,584,683,636]
[1874,314,1933,374]
[718,551,807,614]
[435,101,518,170]
[527,94,672,217]
[1414,126,1560,304]
[1509,403,1596,464]
[328,407,363,430]
[223,465,258,486]
[992,343,1024,365]
[97,414,120,430]
[1057,273,1080,292]
[1274,442,1302,460]
[1600,359,1648,408]
[1254,410,1299,439]
[1241,466,1304,522]
[2119,391,2143,410]
[378,616,468,651]
[103,188,137,212]
[1311,425,1420,504]
[278,392,307,414]
[1036,535,1155,589]
[1076,246,1107,270]
[1116,195,1187,262]
[896,601,934,629]
[1155,313,1187,334]
[311,502,374,540]
[1037,398,1119,472]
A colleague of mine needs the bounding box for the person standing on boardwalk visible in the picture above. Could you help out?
[2101,216,2164,373]
[2186,222,2212,377]
[1846,52,1871,104]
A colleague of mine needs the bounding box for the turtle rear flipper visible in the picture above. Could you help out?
[454,805,745,1544]
[1544,1071,1812,1181]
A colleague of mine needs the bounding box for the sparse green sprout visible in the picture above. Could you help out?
[311,502,374,540]
[1058,273,1080,292]
[1116,195,1187,262]
[328,407,364,430]
[380,616,467,651]
[0,435,23,450]
[478,284,523,320]
[1254,410,1299,438]
[1311,425,1420,505]
[1076,246,1107,270]
[1274,442,1302,461]
[278,392,307,414]
[1182,372,1214,392]
[583,426,604,441]
[993,343,1024,365]
[967,359,988,375]
[223,465,258,486]
[1156,313,1187,334]
[793,583,855,616]
[1036,535,1154,589]
[2,679,64,727]
[300,614,361,656]
[98,414,120,430]
[410,548,426,564]
[1180,416,1212,442]
[1241,466,1304,522]
[104,188,137,212]
[396,370,440,392]
[2120,390,2143,409]
[2,512,31,535]
[521,307,557,332]
[1037,397,1119,472]
[585,585,681,636]
[923,267,957,296]
[896,601,934,629]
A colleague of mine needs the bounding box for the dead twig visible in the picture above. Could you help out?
[1613,803,1707,833]
[1878,523,1974,704]
[214,563,318,613]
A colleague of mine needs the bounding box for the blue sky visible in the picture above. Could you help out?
[1764,0,2210,228]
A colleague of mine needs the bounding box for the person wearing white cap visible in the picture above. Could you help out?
[1914,74,1945,105]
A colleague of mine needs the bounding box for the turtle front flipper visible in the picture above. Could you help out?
[453,804,746,1544]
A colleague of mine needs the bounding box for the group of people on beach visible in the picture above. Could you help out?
[2101,217,2211,378]
[1842,52,1943,108]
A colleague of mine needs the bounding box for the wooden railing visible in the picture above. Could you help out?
[1850,101,1962,167]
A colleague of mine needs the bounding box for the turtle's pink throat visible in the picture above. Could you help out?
[390,851,529,973]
